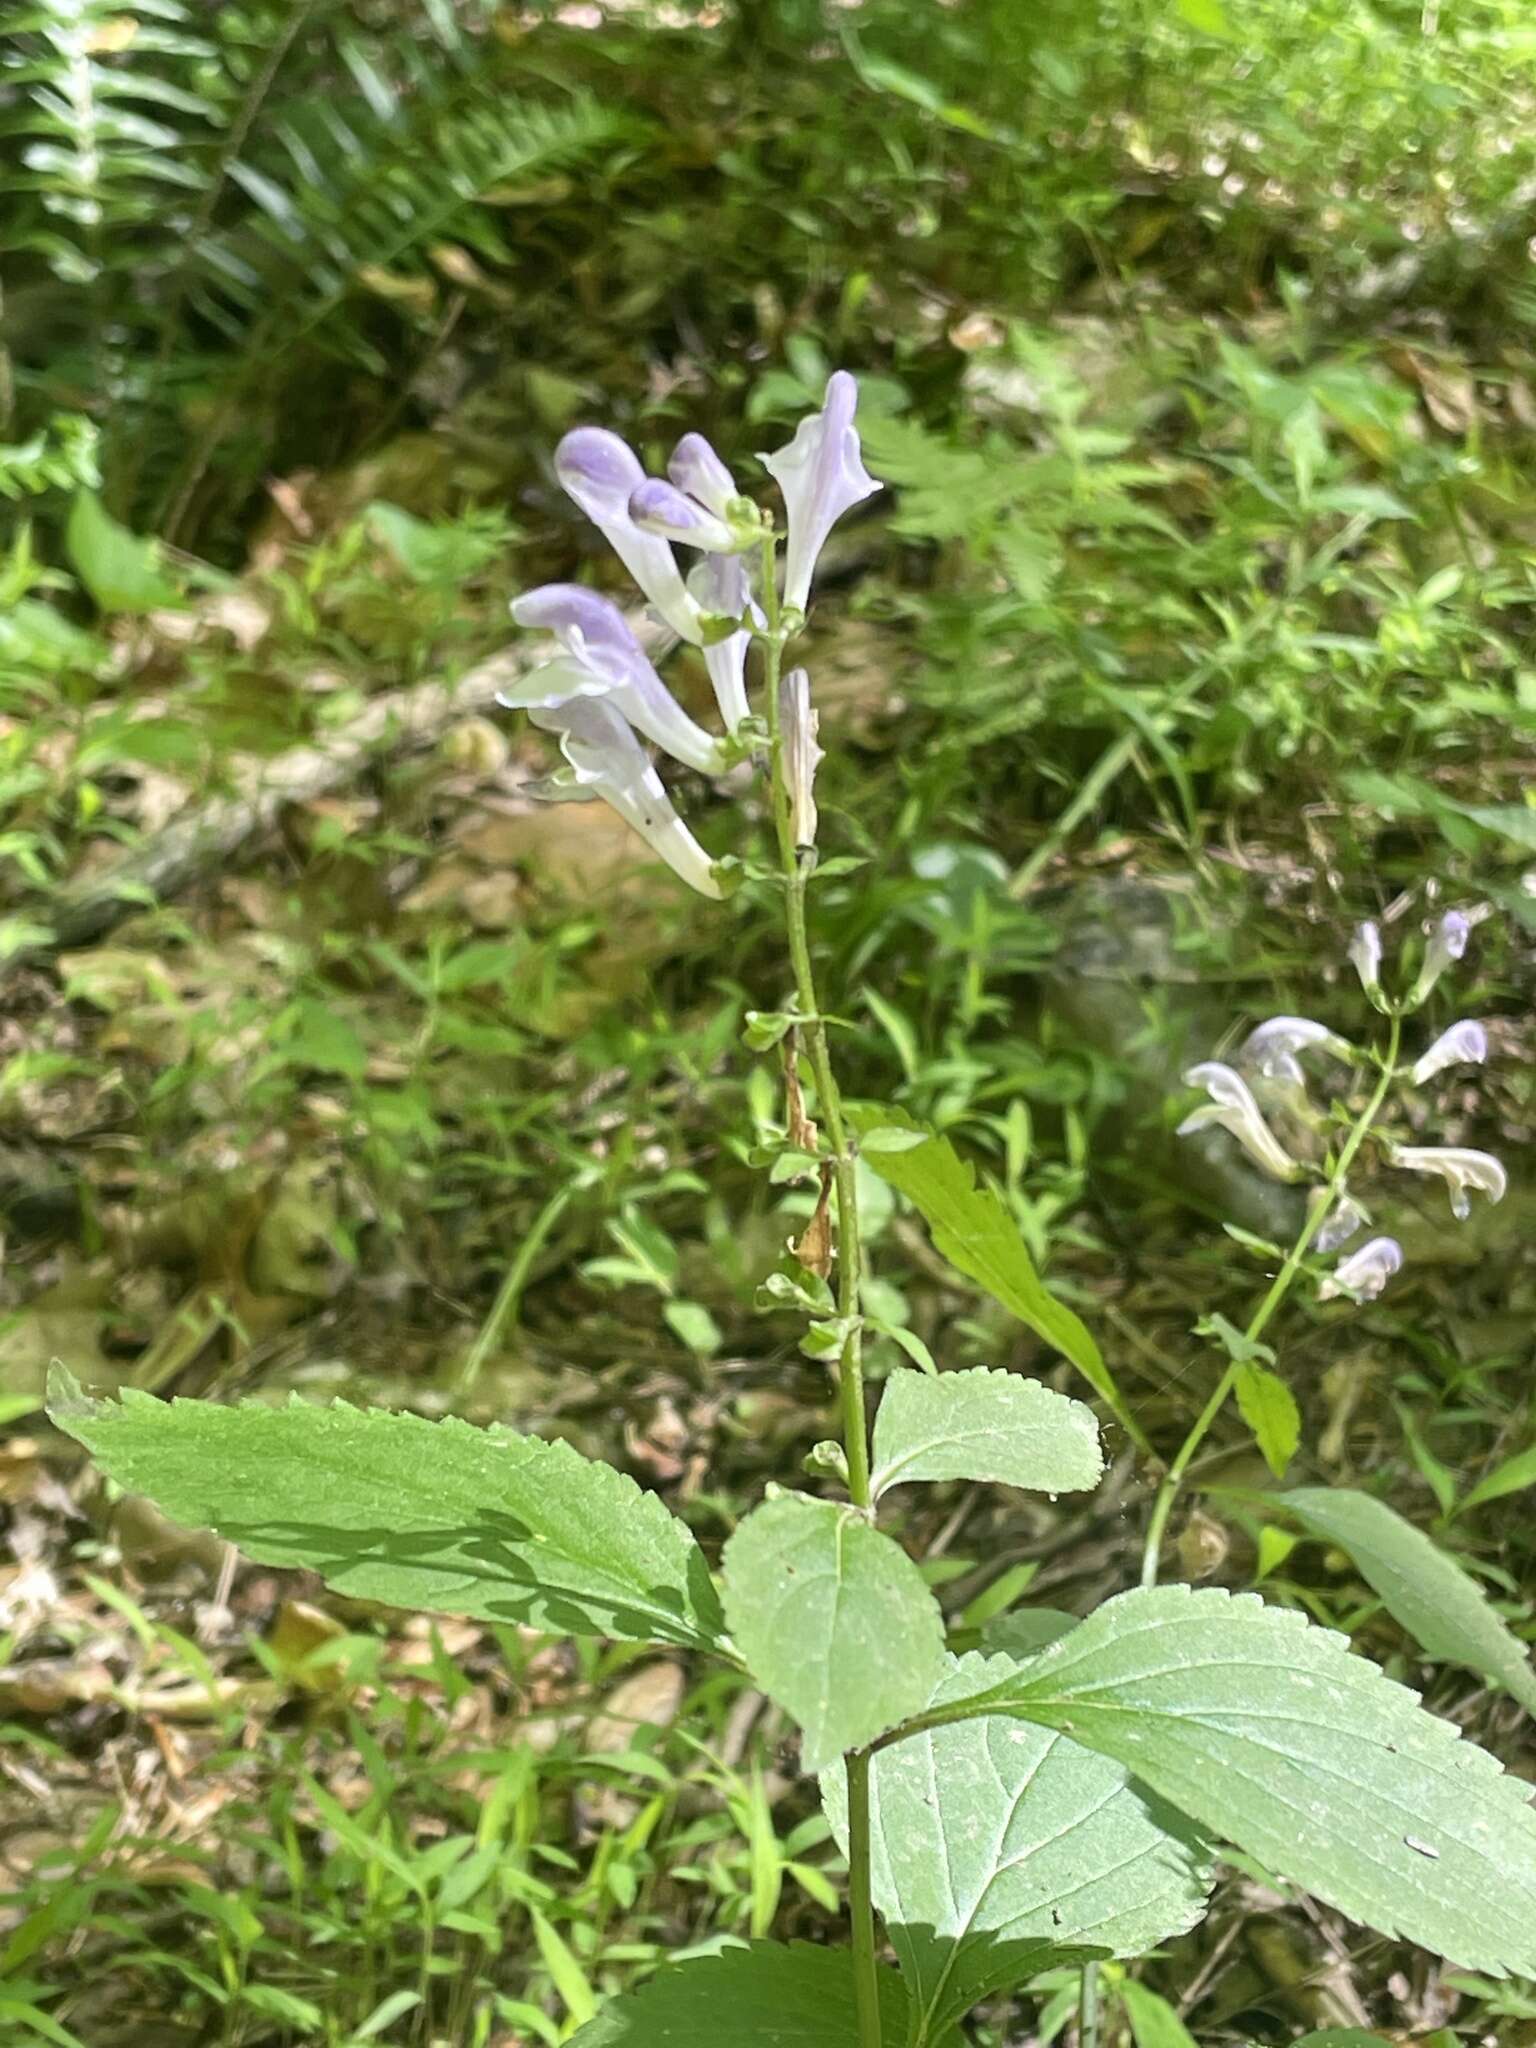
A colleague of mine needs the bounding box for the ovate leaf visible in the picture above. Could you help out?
[65,491,184,613]
[847,1107,1134,1439]
[47,1370,724,1652]
[721,1493,944,1771]
[1234,1362,1300,1479]
[920,1585,1536,1974]
[567,1940,911,2048]
[1279,1487,1536,1715]
[870,1367,1102,1501]
[822,1653,1212,2041]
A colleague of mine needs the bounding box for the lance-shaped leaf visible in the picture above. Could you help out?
[567,1940,913,2048]
[847,1107,1136,1442]
[1278,1487,1536,1715]
[896,1584,1536,1975]
[822,1653,1213,2042]
[48,1370,725,1653]
[721,1492,944,1771]
[870,1367,1103,1502]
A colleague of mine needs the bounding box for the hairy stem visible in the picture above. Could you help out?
[1139,1013,1402,1587]
[759,537,878,2047]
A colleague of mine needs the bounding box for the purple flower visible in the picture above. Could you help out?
[1388,1142,1506,1221]
[1319,1236,1403,1302]
[689,553,758,733]
[527,697,723,900]
[670,433,739,521]
[555,428,703,642]
[759,371,880,615]
[1238,1015,1353,1084]
[1412,1019,1488,1086]
[1410,908,1472,1004]
[1177,1061,1300,1182]
[506,584,726,775]
[628,477,736,552]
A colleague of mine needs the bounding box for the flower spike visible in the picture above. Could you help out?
[527,697,723,900]
[1412,1019,1489,1086]
[1388,1143,1506,1221]
[554,428,704,643]
[1319,1236,1403,1303]
[1177,1061,1301,1182]
[507,584,726,776]
[759,370,879,616]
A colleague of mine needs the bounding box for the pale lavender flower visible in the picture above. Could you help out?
[1348,921,1386,1009]
[759,370,880,615]
[506,584,726,775]
[1319,1235,1403,1302]
[1239,1015,1353,1084]
[669,433,740,521]
[1412,1019,1489,1086]
[1312,1191,1366,1254]
[779,668,822,850]
[527,697,722,899]
[1410,909,1472,1004]
[628,478,736,553]
[689,553,758,733]
[1388,1142,1507,1221]
[1177,1061,1300,1181]
[554,428,703,642]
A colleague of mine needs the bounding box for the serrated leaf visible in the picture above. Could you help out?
[721,1493,945,1771]
[1234,1362,1300,1478]
[914,1584,1536,1974]
[1279,1487,1536,1715]
[870,1367,1102,1501]
[822,1652,1212,2041]
[566,1940,911,2048]
[846,1107,1136,1441]
[47,1369,724,1652]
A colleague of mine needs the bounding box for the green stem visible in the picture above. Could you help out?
[1079,1961,1101,2048]
[1139,1013,1402,1588]
[759,537,877,2048]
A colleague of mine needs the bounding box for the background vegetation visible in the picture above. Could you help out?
[0,0,1532,2042]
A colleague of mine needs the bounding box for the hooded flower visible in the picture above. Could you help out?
[759,370,879,615]
[554,428,703,642]
[1176,1061,1301,1181]
[1239,1015,1353,1084]
[1388,1142,1506,1221]
[1412,1019,1489,1086]
[1319,1236,1403,1302]
[670,433,740,521]
[1410,909,1472,1004]
[506,584,727,776]
[689,552,759,733]
[527,697,722,900]
[1348,921,1386,1010]
[628,478,737,553]
[1312,1191,1366,1254]
[779,667,822,850]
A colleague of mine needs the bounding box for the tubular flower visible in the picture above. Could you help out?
[1348,921,1386,1010]
[1176,1061,1301,1182]
[1239,1015,1353,1084]
[506,585,727,776]
[1312,1191,1366,1253]
[1410,909,1472,1005]
[759,370,879,615]
[1412,1019,1489,1087]
[689,553,758,734]
[1319,1236,1403,1303]
[554,428,703,642]
[527,697,723,900]
[628,477,736,553]
[669,432,740,521]
[779,667,822,850]
[1388,1143,1507,1221]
